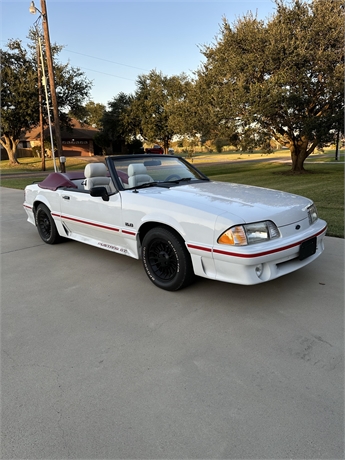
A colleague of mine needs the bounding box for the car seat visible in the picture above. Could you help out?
[84,163,111,193]
[128,163,154,188]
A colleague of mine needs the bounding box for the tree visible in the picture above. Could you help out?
[130,70,189,153]
[99,92,137,154]
[71,101,106,129]
[1,40,38,164]
[194,0,344,172]
[0,37,92,165]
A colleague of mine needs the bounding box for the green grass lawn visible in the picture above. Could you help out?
[0,157,91,190]
[1,154,344,238]
[0,156,89,174]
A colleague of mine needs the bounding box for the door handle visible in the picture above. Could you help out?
[62,196,70,200]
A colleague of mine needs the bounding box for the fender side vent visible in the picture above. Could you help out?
[62,223,70,236]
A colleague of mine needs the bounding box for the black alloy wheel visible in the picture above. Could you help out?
[142,227,195,291]
[35,203,61,244]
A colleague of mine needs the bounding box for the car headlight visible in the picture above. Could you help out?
[218,221,280,246]
[307,203,318,225]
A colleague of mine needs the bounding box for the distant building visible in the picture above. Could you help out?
[18,118,102,157]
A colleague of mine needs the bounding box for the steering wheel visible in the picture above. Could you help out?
[165,174,181,181]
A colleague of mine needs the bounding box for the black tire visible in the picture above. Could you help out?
[35,203,61,244]
[142,227,195,291]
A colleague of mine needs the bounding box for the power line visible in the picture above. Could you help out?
[1,38,150,75]
[64,48,150,72]
[79,66,137,82]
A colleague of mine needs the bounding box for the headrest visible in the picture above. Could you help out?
[84,163,107,178]
[128,163,148,176]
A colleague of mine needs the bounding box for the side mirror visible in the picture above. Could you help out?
[90,186,109,201]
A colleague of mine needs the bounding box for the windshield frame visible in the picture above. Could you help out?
[106,154,210,191]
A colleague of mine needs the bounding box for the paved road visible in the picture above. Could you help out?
[1,187,344,459]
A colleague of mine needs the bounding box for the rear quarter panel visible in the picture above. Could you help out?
[24,185,62,225]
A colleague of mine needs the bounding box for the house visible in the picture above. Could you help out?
[19,118,102,157]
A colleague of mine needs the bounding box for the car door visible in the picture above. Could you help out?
[59,189,125,250]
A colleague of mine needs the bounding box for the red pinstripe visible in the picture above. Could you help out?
[188,225,327,259]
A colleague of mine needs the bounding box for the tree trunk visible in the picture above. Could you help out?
[163,138,169,155]
[0,135,20,165]
[290,142,309,173]
[335,127,340,161]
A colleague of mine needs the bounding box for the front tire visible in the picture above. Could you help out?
[142,227,195,291]
[35,203,61,244]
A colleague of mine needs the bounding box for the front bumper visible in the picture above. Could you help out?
[188,219,327,285]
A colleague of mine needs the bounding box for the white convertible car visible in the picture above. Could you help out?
[23,155,327,291]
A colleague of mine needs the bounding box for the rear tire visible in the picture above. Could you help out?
[142,227,195,291]
[35,203,61,244]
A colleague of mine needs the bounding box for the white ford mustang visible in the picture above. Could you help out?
[23,154,327,291]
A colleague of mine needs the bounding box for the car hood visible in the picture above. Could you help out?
[143,181,313,227]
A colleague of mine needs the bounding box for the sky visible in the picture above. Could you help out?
[1,1,277,107]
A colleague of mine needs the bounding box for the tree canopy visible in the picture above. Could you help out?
[0,37,92,164]
[2,0,343,170]
[70,101,106,130]
[191,0,344,171]
[98,92,135,154]
[130,70,189,153]
[101,0,343,166]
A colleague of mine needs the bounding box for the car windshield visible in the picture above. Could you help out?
[108,155,208,190]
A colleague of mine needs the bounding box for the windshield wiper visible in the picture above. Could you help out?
[131,177,196,191]
[165,177,193,184]
[132,181,166,191]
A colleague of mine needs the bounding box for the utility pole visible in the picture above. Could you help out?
[36,41,46,171]
[39,0,65,172]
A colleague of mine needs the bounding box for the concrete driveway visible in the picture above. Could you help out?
[1,187,344,459]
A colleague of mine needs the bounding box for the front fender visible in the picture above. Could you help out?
[140,212,187,240]
[138,206,218,250]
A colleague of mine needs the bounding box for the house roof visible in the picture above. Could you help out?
[22,118,99,141]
